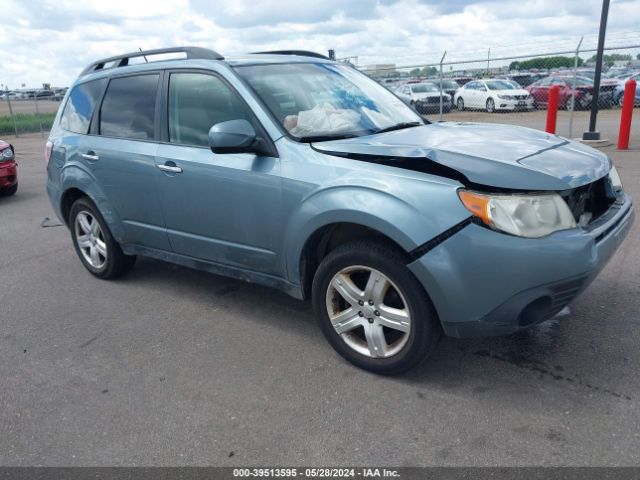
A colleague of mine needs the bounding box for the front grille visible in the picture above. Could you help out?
[560,177,617,226]
[514,94,528,100]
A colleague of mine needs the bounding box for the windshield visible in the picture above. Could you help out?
[235,63,423,141]
[485,80,517,90]
[411,83,438,93]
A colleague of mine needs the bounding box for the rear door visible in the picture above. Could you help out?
[87,73,170,250]
[154,70,283,275]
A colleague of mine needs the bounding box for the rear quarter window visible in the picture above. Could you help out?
[59,79,107,134]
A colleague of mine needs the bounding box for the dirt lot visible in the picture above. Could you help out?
[1,98,61,116]
[0,131,639,466]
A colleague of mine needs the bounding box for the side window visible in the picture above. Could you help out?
[99,74,159,140]
[466,82,476,90]
[59,79,107,134]
[168,73,252,147]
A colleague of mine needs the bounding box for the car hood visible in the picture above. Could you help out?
[312,122,611,191]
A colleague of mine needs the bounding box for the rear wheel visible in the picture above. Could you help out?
[457,97,464,111]
[69,197,136,279]
[312,240,441,375]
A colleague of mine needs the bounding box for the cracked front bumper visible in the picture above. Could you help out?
[408,193,634,338]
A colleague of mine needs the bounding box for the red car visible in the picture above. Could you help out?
[0,139,17,196]
[526,76,616,110]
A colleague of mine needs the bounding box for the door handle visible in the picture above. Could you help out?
[81,152,99,161]
[157,164,183,174]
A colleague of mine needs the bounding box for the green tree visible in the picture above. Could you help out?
[509,56,583,71]
[587,53,632,68]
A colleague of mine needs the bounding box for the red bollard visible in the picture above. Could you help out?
[618,79,636,150]
[545,85,560,134]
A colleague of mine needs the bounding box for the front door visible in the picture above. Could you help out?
[154,71,283,275]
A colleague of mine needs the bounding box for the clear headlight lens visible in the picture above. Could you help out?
[1,147,14,161]
[459,190,577,238]
[498,94,514,100]
[609,165,623,192]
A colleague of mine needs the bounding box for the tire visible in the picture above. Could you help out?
[457,97,464,111]
[69,197,136,279]
[1,183,17,196]
[486,98,495,113]
[312,240,441,375]
[617,92,624,107]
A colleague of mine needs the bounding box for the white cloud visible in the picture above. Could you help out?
[1,0,639,89]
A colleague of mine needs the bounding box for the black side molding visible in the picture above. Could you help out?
[409,217,476,260]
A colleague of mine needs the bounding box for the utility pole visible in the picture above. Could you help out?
[582,0,610,141]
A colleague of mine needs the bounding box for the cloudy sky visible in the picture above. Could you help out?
[2,0,640,88]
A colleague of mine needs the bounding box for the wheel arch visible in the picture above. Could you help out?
[298,222,410,300]
[59,166,126,240]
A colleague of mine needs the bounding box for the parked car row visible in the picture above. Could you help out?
[388,67,640,115]
[0,88,68,101]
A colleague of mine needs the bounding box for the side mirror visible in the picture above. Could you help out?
[208,119,258,154]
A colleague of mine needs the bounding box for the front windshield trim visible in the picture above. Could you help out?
[233,62,425,143]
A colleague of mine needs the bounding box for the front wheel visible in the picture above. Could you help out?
[69,197,136,279]
[457,98,464,111]
[312,240,441,375]
[486,98,495,113]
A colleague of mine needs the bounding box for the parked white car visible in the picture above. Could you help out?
[395,83,452,113]
[454,79,534,112]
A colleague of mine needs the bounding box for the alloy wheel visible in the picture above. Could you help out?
[486,98,495,113]
[325,265,411,358]
[74,211,108,269]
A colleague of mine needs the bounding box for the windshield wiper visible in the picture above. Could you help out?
[297,133,363,143]
[374,121,423,135]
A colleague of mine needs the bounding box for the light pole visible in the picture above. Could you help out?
[582,0,610,141]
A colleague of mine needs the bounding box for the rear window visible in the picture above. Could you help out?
[59,79,107,134]
[99,74,159,140]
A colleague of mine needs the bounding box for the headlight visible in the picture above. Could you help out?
[609,165,623,192]
[497,94,514,100]
[458,190,576,238]
[1,147,14,161]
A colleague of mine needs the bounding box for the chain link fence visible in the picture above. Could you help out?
[0,90,63,138]
[2,40,639,147]
[358,40,640,146]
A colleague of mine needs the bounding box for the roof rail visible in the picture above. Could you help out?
[80,46,224,75]
[252,50,330,60]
